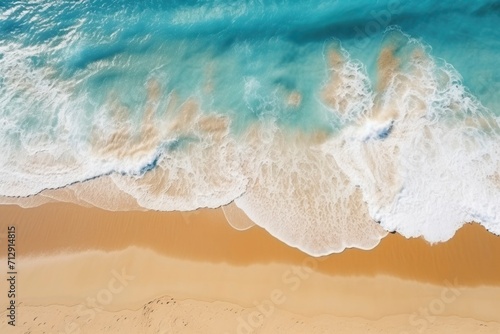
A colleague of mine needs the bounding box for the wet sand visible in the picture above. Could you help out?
[0,202,500,333]
[2,202,500,285]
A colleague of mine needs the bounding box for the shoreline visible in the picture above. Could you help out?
[1,202,500,286]
[0,202,499,333]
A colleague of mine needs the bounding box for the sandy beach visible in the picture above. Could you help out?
[0,202,499,333]
[1,0,499,333]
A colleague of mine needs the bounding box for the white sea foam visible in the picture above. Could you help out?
[0,42,96,196]
[234,129,388,256]
[222,201,256,231]
[323,33,500,243]
[0,30,499,256]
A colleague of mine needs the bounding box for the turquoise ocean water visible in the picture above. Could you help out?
[1,0,499,255]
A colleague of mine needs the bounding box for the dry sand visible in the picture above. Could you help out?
[0,202,500,333]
